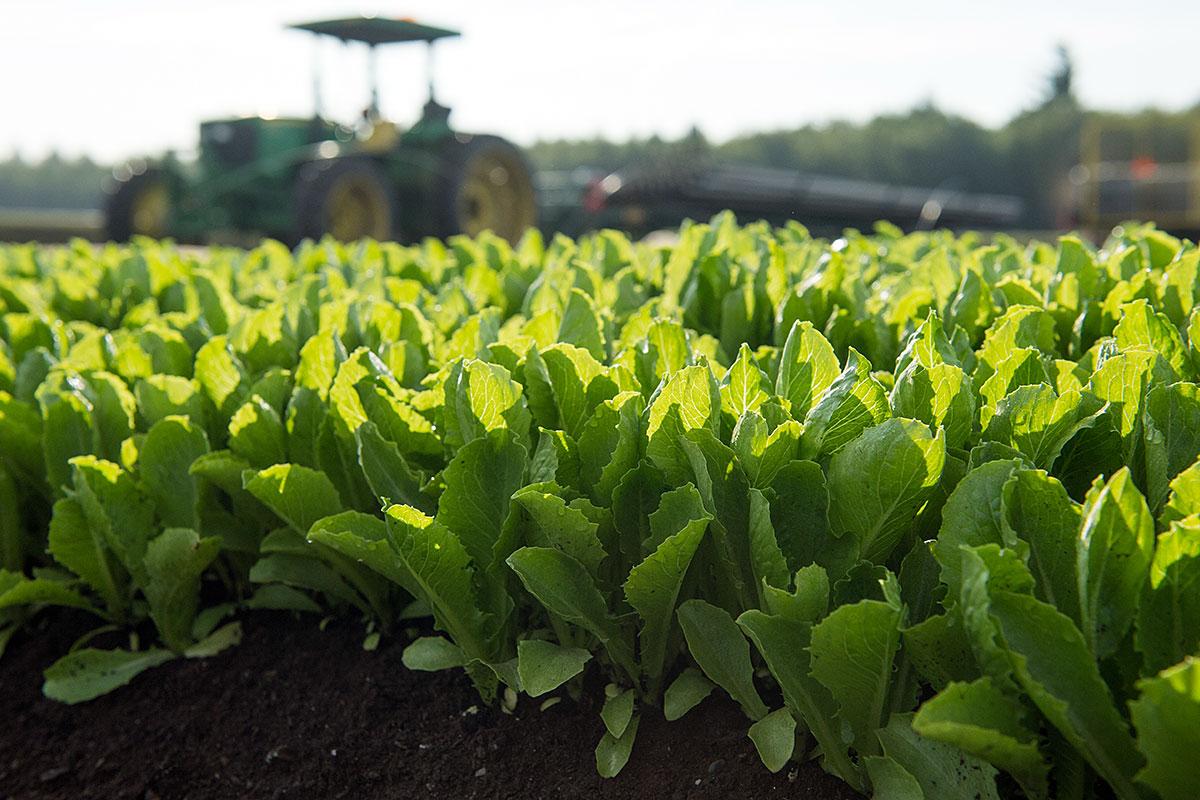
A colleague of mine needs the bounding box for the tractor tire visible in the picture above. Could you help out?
[431,135,537,244]
[294,158,399,243]
[104,166,171,241]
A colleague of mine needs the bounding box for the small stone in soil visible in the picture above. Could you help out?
[264,746,295,764]
[39,767,68,783]
[708,759,725,774]
[475,767,487,778]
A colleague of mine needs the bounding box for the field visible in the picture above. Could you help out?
[1,216,1199,799]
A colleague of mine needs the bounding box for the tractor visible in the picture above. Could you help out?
[104,17,537,245]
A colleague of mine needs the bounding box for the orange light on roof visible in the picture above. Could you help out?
[1132,156,1158,181]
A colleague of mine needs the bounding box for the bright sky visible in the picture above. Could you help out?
[3,0,1198,163]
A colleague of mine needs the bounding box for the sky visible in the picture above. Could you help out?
[2,0,1199,163]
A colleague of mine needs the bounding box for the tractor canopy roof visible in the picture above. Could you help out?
[290,16,460,46]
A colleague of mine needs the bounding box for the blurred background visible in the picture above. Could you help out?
[2,0,1198,242]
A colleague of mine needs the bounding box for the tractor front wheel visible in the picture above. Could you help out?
[294,158,399,243]
[104,167,171,241]
[432,135,537,244]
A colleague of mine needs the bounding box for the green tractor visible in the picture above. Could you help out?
[105,17,537,245]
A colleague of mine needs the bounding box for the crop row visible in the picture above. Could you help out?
[1,216,1198,799]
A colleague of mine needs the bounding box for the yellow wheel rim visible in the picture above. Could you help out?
[130,182,170,237]
[458,149,536,243]
[325,174,391,241]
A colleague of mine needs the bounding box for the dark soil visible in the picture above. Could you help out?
[0,612,863,800]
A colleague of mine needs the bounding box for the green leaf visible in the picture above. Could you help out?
[748,708,797,773]
[595,713,640,778]
[437,432,527,571]
[1130,657,1200,800]
[876,713,1001,800]
[646,364,721,484]
[809,593,904,757]
[768,459,841,573]
[983,385,1105,471]
[828,418,945,563]
[139,415,209,529]
[47,496,125,615]
[248,552,361,609]
[442,358,531,451]
[864,756,924,799]
[354,420,428,511]
[974,306,1056,389]
[84,371,136,460]
[194,336,247,420]
[1077,467,1154,659]
[1000,468,1082,625]
[738,610,860,789]
[721,343,770,417]
[913,678,1049,799]
[1135,554,1200,673]
[601,686,636,738]
[294,328,342,398]
[896,312,962,372]
[903,612,979,692]
[1144,382,1200,511]
[987,590,1146,800]
[244,583,322,613]
[677,599,768,721]
[69,456,156,587]
[645,483,709,554]
[934,459,1022,597]
[747,487,788,598]
[525,343,607,438]
[576,391,644,505]
[558,288,606,360]
[243,463,343,536]
[402,636,467,671]
[1149,517,1200,585]
[776,320,840,417]
[891,361,975,451]
[1114,299,1191,379]
[42,647,175,704]
[1089,351,1155,464]
[507,547,637,682]
[801,347,890,458]
[623,500,707,693]
[756,419,802,489]
[386,505,492,662]
[663,667,714,721]
[0,574,99,615]
[228,395,288,467]
[516,639,591,697]
[764,565,829,622]
[183,620,242,658]
[513,486,606,578]
[143,528,222,652]
[1159,461,1200,526]
[978,348,1050,426]
[307,510,416,593]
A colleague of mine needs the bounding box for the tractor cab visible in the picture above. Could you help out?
[105,16,537,245]
[289,16,460,146]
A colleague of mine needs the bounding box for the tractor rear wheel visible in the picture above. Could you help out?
[433,135,537,244]
[294,158,399,242]
[104,167,171,241]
